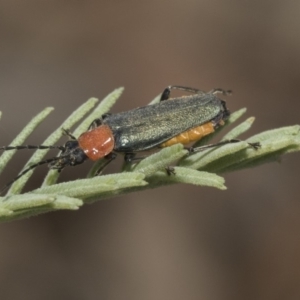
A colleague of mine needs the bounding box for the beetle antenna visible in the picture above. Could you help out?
[0,156,61,195]
[0,145,65,151]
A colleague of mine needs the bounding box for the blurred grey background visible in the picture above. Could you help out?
[0,1,300,299]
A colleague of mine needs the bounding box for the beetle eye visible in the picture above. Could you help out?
[70,148,88,165]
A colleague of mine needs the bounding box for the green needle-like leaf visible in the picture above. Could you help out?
[221,117,255,140]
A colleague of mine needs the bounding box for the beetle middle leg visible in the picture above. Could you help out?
[124,153,147,163]
[123,153,147,172]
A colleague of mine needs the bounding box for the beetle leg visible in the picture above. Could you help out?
[160,85,207,101]
[208,88,232,96]
[62,128,76,140]
[124,153,176,175]
[102,113,112,119]
[124,153,146,163]
[124,153,136,162]
[189,139,261,153]
[165,166,176,175]
[88,118,103,130]
[94,152,117,176]
[88,114,112,130]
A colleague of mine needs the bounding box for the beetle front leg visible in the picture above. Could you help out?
[88,114,112,130]
[62,128,76,140]
[94,152,117,176]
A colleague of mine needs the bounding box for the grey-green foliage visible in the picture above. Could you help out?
[0,89,299,222]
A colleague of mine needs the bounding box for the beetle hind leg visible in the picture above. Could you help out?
[188,139,261,153]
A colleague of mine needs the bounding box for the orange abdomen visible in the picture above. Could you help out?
[160,121,215,148]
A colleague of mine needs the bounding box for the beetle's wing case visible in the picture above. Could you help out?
[103,93,226,152]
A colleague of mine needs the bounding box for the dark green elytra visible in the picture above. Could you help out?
[103,93,228,152]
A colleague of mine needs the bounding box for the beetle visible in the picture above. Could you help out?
[0,85,260,191]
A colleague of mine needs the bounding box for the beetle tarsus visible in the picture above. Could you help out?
[248,142,261,149]
[165,166,176,176]
[209,88,232,96]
